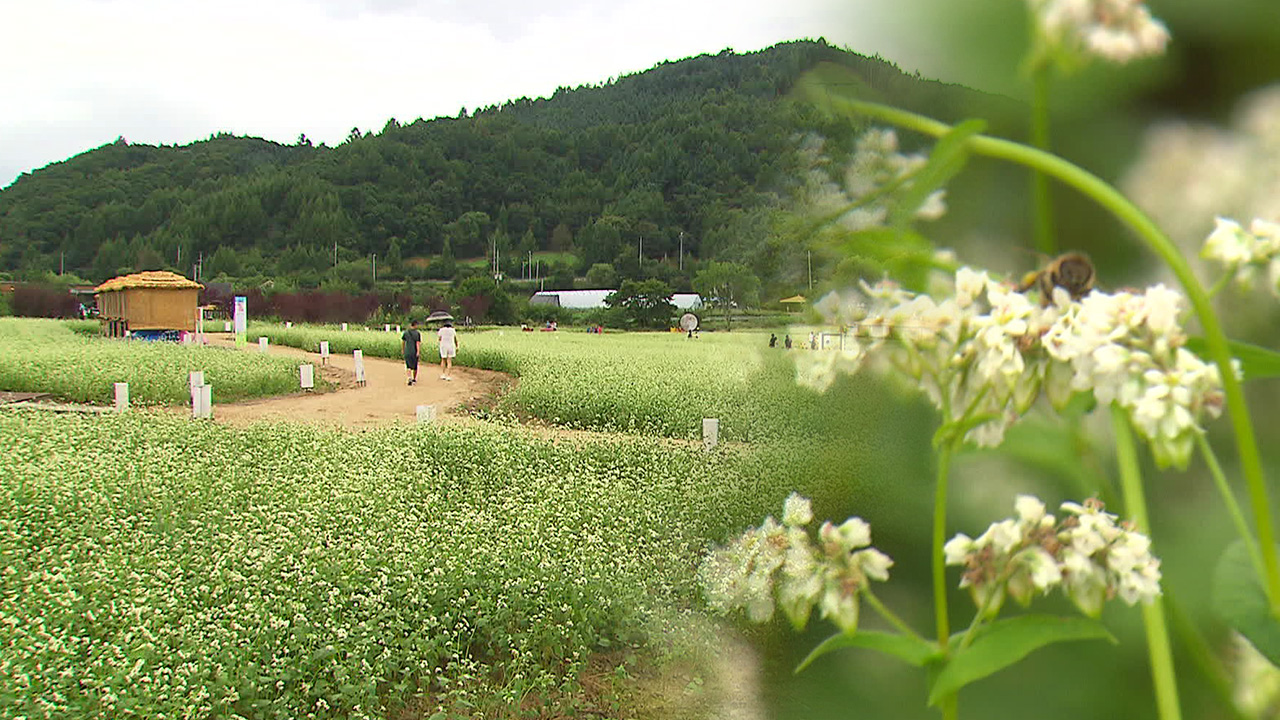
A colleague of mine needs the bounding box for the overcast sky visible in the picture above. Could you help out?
[0,0,969,189]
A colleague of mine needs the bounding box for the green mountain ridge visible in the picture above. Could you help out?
[0,39,1021,293]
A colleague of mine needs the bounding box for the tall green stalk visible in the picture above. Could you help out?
[1030,64,1057,256]
[826,96,1280,616]
[1112,405,1183,720]
[933,440,958,720]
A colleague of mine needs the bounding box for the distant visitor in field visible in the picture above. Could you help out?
[784,334,792,349]
[401,320,422,385]
[769,333,777,348]
[438,320,458,381]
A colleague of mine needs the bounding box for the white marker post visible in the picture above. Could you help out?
[702,418,720,451]
[395,325,401,333]
[416,404,437,423]
[286,321,292,328]
[114,382,129,413]
[224,321,232,332]
[353,350,366,386]
[258,337,269,353]
[300,364,314,390]
[384,324,391,332]
[341,322,348,332]
[189,370,205,394]
[192,382,212,419]
[319,341,330,366]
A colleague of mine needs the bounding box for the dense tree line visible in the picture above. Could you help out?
[0,40,1018,301]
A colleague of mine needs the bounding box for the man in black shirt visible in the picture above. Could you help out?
[401,320,422,385]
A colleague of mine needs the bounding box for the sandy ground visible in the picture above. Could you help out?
[203,334,511,429]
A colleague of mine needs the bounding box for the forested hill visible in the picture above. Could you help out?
[0,39,1018,291]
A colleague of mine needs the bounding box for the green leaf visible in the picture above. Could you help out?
[1211,540,1280,665]
[828,226,938,291]
[888,119,987,229]
[1185,336,1280,382]
[927,615,1115,706]
[796,630,939,673]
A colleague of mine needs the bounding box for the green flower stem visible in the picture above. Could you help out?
[933,441,960,720]
[863,587,928,643]
[934,441,955,650]
[1206,272,1233,300]
[1030,63,1057,255]
[1113,405,1183,720]
[832,96,1280,616]
[1196,433,1267,582]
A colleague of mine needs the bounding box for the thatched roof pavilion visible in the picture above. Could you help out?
[95,271,203,337]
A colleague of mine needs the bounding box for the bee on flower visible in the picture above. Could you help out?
[800,262,1231,467]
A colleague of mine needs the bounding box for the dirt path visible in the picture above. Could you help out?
[204,334,511,430]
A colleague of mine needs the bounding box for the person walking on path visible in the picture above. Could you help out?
[437,320,459,380]
[401,320,422,385]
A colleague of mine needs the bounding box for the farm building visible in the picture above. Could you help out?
[95,271,203,338]
[529,289,703,310]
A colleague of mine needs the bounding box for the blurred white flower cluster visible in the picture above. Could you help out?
[799,128,947,232]
[1123,85,1280,263]
[1201,217,1280,294]
[1232,632,1280,717]
[1028,0,1170,64]
[945,496,1161,618]
[699,493,892,634]
[799,266,1229,466]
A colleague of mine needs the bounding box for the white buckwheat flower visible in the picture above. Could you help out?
[1202,216,1280,296]
[700,496,891,634]
[1028,0,1170,64]
[946,496,1161,618]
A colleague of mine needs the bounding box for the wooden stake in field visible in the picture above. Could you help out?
[300,364,314,391]
[353,350,366,386]
[702,418,719,450]
[114,382,129,413]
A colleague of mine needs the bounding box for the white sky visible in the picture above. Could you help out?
[0,0,971,189]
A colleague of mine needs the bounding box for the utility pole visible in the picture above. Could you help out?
[333,240,338,267]
[639,236,643,265]
[807,250,813,291]
[59,252,64,275]
[679,231,684,271]
[373,253,377,284]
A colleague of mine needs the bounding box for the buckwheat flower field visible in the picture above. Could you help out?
[0,408,829,718]
[0,318,311,405]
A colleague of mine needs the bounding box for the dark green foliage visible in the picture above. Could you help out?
[605,279,677,329]
[0,41,1016,297]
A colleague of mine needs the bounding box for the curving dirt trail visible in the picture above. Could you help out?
[204,334,510,429]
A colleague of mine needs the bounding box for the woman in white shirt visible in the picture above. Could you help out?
[437,321,459,380]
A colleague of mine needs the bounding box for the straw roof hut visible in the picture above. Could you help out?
[95,271,203,337]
